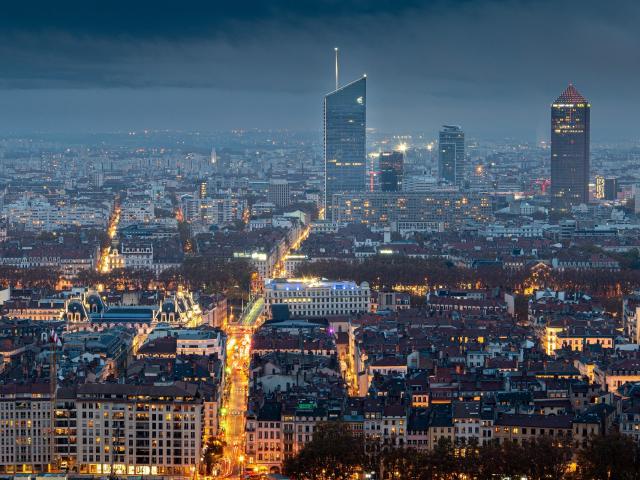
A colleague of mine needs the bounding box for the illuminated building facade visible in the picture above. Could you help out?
[595,175,605,199]
[379,151,404,192]
[324,77,367,213]
[0,384,53,474]
[263,278,371,318]
[438,125,465,185]
[551,84,590,213]
[330,191,492,232]
[72,384,202,476]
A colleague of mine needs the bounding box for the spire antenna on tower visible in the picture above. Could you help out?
[334,47,339,90]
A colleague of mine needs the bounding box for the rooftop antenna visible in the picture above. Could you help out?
[334,47,339,90]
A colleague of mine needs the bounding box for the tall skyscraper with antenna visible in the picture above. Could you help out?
[324,49,366,215]
[550,84,590,214]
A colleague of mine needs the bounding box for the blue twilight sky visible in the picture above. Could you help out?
[0,0,638,140]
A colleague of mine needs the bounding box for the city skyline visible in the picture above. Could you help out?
[0,0,639,140]
[2,2,640,479]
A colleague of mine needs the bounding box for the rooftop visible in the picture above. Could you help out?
[554,84,588,105]
[265,277,368,290]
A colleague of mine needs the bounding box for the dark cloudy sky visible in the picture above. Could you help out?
[1,0,638,140]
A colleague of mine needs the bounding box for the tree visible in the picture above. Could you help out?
[74,268,108,287]
[523,437,572,480]
[475,440,506,480]
[202,437,224,475]
[575,433,640,480]
[378,447,422,480]
[283,422,365,480]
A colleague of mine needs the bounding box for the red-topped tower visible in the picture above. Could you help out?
[550,84,590,215]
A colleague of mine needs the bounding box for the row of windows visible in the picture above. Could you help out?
[268,290,367,298]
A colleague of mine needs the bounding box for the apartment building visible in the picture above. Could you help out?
[120,243,154,270]
[73,383,202,476]
[0,381,208,475]
[0,384,53,474]
[246,402,334,470]
[246,402,283,470]
[622,294,640,344]
[330,191,492,232]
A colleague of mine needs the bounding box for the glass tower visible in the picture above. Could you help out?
[550,84,590,214]
[438,125,465,185]
[379,151,404,192]
[324,76,367,213]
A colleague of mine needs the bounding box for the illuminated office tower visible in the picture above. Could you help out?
[438,125,465,185]
[379,151,404,192]
[324,76,367,212]
[550,84,590,213]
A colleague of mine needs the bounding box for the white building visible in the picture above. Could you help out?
[120,243,153,269]
[263,278,370,318]
[2,195,111,232]
[481,222,551,238]
[174,329,224,357]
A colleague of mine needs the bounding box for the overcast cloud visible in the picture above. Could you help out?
[0,0,638,140]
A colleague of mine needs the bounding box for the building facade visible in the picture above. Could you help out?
[330,191,492,232]
[438,125,465,185]
[72,384,202,477]
[264,278,371,318]
[379,151,404,192]
[268,180,291,208]
[0,384,53,474]
[550,84,590,213]
[324,77,367,213]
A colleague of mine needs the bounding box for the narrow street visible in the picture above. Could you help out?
[98,200,121,273]
[219,298,264,478]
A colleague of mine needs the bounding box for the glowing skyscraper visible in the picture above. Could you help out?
[324,76,367,213]
[550,84,590,213]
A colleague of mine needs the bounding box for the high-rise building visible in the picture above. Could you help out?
[366,152,380,192]
[438,125,465,185]
[595,175,605,199]
[324,76,366,212]
[379,151,404,192]
[550,84,590,213]
[605,177,618,201]
[268,179,291,207]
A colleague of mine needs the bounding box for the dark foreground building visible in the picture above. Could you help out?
[379,151,404,192]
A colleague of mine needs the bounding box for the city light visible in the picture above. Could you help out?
[0,5,634,479]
